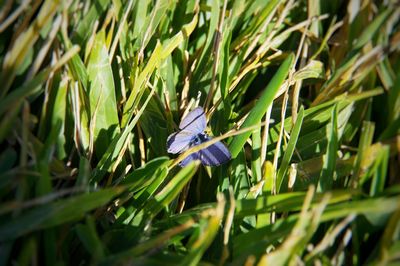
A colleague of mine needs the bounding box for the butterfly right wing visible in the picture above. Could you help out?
[199,137,231,166]
[167,130,194,154]
[179,107,206,134]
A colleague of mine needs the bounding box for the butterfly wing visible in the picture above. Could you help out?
[179,107,206,134]
[199,137,231,166]
[168,107,230,167]
[179,151,200,167]
[167,131,194,154]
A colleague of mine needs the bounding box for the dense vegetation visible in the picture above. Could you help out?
[0,0,399,265]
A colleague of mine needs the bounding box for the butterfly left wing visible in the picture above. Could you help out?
[199,137,231,166]
[179,151,200,167]
[179,107,206,134]
[167,131,194,154]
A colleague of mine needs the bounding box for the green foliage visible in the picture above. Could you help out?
[0,0,399,265]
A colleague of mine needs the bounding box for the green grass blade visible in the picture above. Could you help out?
[229,54,294,158]
[352,121,375,187]
[75,215,105,261]
[87,30,120,158]
[135,162,198,224]
[277,106,304,193]
[318,104,338,192]
[72,0,109,45]
[352,9,392,50]
[0,0,60,97]
[0,187,125,241]
[369,145,390,197]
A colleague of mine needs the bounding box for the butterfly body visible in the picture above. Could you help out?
[167,107,231,167]
[190,133,207,146]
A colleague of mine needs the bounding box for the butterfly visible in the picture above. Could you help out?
[167,107,231,167]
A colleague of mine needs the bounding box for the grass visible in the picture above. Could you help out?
[0,0,399,265]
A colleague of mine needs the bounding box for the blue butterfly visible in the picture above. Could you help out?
[167,107,231,167]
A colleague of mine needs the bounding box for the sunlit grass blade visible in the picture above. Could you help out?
[229,54,294,158]
[351,121,375,188]
[87,30,120,158]
[0,0,60,97]
[276,106,304,193]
